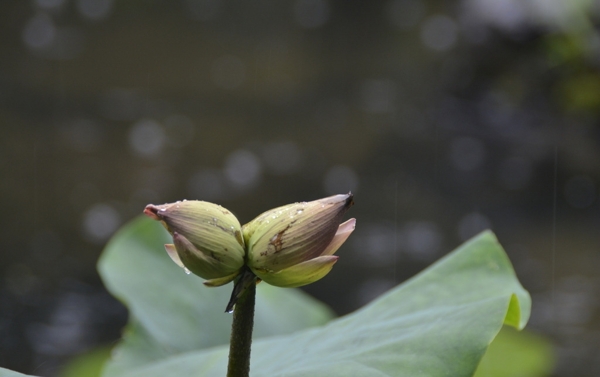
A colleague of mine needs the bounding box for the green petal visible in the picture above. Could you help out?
[145,201,245,270]
[245,194,353,272]
[173,232,236,280]
[321,218,356,256]
[164,244,185,268]
[203,270,240,287]
[253,255,339,288]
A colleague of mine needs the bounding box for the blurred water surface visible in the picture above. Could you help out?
[1,0,600,375]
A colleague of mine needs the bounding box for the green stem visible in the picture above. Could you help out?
[226,275,256,377]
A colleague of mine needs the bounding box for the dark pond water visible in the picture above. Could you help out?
[1,1,600,375]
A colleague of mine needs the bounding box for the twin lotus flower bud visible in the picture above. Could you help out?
[143,200,247,287]
[143,194,355,291]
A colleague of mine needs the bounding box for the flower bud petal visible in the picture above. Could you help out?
[245,194,353,273]
[254,255,339,288]
[203,271,240,287]
[172,232,234,279]
[164,244,185,268]
[321,218,356,256]
[144,200,245,281]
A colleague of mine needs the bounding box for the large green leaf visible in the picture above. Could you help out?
[98,217,335,377]
[102,228,531,377]
[0,369,34,377]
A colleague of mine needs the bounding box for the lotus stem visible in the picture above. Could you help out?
[226,270,256,377]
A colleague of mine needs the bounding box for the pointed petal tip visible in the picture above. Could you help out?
[337,218,356,234]
[203,279,228,287]
[164,243,185,268]
[330,192,354,209]
[143,204,162,220]
[346,192,354,207]
[317,193,354,210]
[321,220,355,256]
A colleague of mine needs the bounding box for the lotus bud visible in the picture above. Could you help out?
[144,200,245,286]
[243,193,355,288]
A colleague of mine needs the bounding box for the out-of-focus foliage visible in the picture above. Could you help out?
[58,347,112,377]
[475,327,554,377]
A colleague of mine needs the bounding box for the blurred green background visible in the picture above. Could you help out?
[1,0,599,375]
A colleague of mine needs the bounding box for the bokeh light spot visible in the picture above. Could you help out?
[462,0,528,35]
[83,203,121,243]
[224,149,262,189]
[323,165,359,195]
[23,13,56,50]
[128,119,166,158]
[420,14,458,52]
